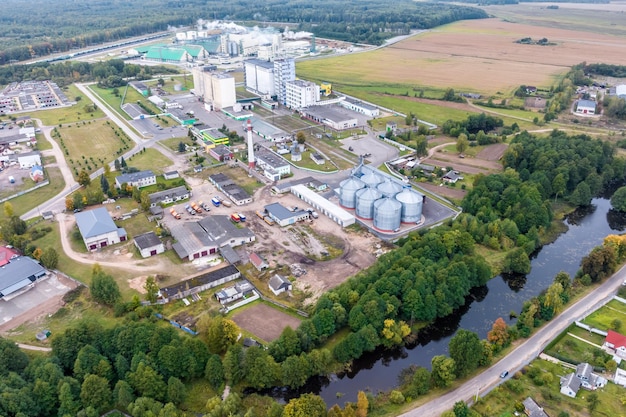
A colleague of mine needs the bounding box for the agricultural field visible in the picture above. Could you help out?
[297,18,626,98]
[232,303,302,343]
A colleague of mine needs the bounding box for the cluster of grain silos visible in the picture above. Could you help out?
[338,169,424,232]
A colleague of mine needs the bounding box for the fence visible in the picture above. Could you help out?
[0,180,50,204]
[258,292,309,318]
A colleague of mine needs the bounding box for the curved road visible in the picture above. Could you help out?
[400,263,626,417]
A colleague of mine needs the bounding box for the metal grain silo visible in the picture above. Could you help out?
[360,171,383,188]
[377,179,402,198]
[339,177,365,209]
[373,197,402,232]
[355,186,382,220]
[395,186,424,223]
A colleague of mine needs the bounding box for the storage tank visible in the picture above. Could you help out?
[355,187,382,220]
[377,179,402,198]
[339,177,365,208]
[373,197,402,232]
[360,171,383,188]
[395,187,424,223]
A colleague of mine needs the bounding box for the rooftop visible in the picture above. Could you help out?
[160,265,240,298]
[0,256,46,297]
[265,202,299,221]
[75,207,118,239]
[116,170,155,185]
[134,232,161,250]
[256,147,289,169]
[303,104,359,122]
[244,59,274,69]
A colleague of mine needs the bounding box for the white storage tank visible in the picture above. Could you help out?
[373,197,402,232]
[355,187,382,220]
[360,171,383,188]
[395,187,424,223]
[339,177,365,208]
[377,179,402,198]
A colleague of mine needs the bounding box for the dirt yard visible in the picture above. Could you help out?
[232,303,302,342]
[476,143,508,161]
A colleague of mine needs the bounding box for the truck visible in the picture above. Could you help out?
[256,210,266,219]
[238,213,246,222]
[230,213,241,223]
[211,197,221,207]
[169,208,181,219]
[190,201,202,213]
[184,204,195,215]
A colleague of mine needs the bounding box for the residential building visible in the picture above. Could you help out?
[0,256,48,301]
[264,202,310,227]
[170,215,255,261]
[134,232,164,258]
[243,59,275,97]
[192,67,236,110]
[115,170,156,189]
[215,280,255,304]
[443,171,463,184]
[560,373,581,398]
[268,274,292,295]
[560,362,607,398]
[148,186,191,207]
[604,330,626,359]
[273,58,296,105]
[286,80,320,109]
[340,98,380,117]
[615,84,626,99]
[255,146,291,181]
[74,207,127,250]
[30,165,44,182]
[0,246,19,267]
[576,99,596,115]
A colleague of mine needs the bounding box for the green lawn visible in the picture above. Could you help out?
[124,148,173,174]
[0,166,64,221]
[159,136,195,152]
[34,132,53,151]
[145,75,194,94]
[34,84,106,125]
[545,333,609,368]
[583,304,626,331]
[55,119,131,177]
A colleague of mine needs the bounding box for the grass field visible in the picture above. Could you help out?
[124,148,173,174]
[583,303,626,331]
[56,119,131,177]
[33,84,106,125]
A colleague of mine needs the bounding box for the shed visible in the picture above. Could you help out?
[41,211,54,220]
[134,232,164,258]
[249,252,268,271]
[269,274,292,295]
[576,99,596,115]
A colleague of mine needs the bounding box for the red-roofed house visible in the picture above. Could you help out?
[604,330,626,359]
[0,246,19,267]
[249,252,268,271]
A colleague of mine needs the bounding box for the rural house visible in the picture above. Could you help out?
[442,170,463,184]
[604,330,626,360]
[268,274,292,295]
[522,397,549,417]
[249,252,268,271]
[134,232,164,258]
[75,207,127,250]
[148,186,191,207]
[560,362,607,398]
[575,99,596,115]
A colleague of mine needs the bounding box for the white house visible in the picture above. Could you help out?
[115,170,157,189]
[560,362,607,398]
[75,207,127,250]
[134,231,164,258]
[604,330,626,360]
[269,274,292,295]
[576,99,596,115]
[18,152,41,169]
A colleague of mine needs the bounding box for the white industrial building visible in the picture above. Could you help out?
[134,232,165,258]
[244,59,275,97]
[340,98,379,118]
[302,105,358,130]
[286,80,320,109]
[75,207,127,250]
[115,170,157,189]
[192,67,236,110]
[273,58,296,105]
[264,202,310,227]
[290,184,355,227]
[255,147,291,181]
[18,152,42,169]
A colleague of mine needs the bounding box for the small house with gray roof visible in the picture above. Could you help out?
[264,202,309,227]
[269,274,292,295]
[148,186,191,207]
[75,207,127,250]
[134,231,164,258]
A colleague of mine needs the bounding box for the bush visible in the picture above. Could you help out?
[389,390,405,405]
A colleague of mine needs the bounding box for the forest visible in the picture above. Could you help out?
[2,128,624,417]
[0,0,487,64]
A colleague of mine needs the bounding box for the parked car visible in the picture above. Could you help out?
[500,370,509,378]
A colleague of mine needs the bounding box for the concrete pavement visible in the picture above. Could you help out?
[399,263,626,417]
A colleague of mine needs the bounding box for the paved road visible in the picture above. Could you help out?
[399,263,626,417]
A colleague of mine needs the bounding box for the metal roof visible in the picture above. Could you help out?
[0,256,46,297]
[75,207,118,239]
[291,184,355,224]
[116,170,155,185]
[134,232,162,250]
[264,202,297,221]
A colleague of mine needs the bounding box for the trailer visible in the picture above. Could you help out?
[221,199,232,208]
[264,217,275,226]
[211,197,221,207]
[190,201,202,213]
[230,213,241,223]
[169,208,181,219]
[256,210,266,219]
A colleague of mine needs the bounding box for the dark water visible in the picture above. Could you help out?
[305,198,626,407]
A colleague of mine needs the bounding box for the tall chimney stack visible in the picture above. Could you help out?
[246,119,255,169]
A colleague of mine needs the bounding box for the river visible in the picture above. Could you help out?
[304,198,626,407]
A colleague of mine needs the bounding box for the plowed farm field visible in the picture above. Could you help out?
[298,18,626,95]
